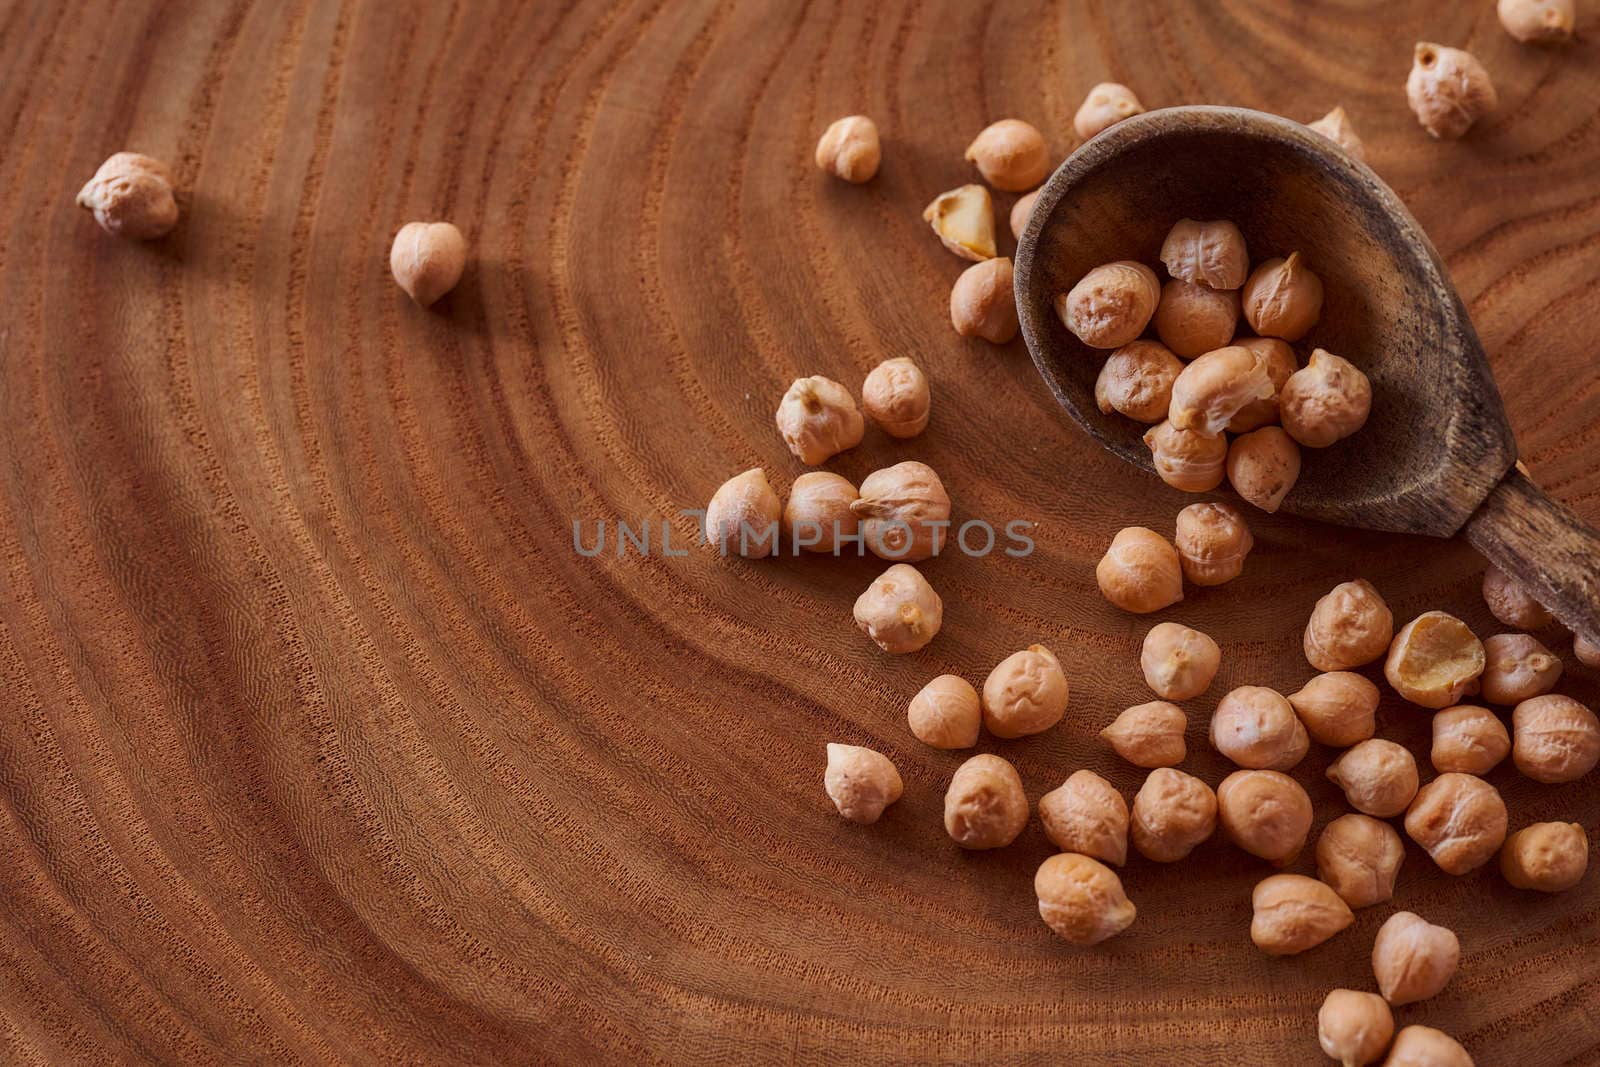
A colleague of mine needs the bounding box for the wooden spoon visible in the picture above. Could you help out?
[1014,106,1600,646]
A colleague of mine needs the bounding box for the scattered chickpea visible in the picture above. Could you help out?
[1404,772,1507,874]
[1430,704,1510,775]
[1317,813,1405,909]
[76,152,179,240]
[923,184,998,261]
[1318,988,1394,1067]
[950,257,1020,343]
[1499,0,1576,43]
[1385,611,1486,710]
[1383,1026,1474,1067]
[1217,769,1314,864]
[1159,218,1249,291]
[1501,821,1588,892]
[1168,345,1271,433]
[775,375,865,464]
[1173,501,1254,585]
[706,468,782,558]
[1154,282,1243,359]
[1212,687,1310,771]
[1250,873,1353,956]
[907,674,981,749]
[1095,340,1184,423]
[1074,82,1145,140]
[982,644,1070,738]
[1034,853,1137,945]
[1009,189,1040,240]
[1481,633,1562,704]
[944,754,1029,849]
[1308,106,1367,163]
[783,472,859,554]
[1482,565,1553,630]
[1227,426,1302,513]
[1140,622,1221,700]
[1512,693,1600,783]
[851,461,951,561]
[1058,261,1161,349]
[852,563,943,654]
[1327,739,1419,818]
[814,115,881,182]
[1280,349,1372,448]
[1144,419,1227,493]
[1371,911,1460,1005]
[1100,701,1188,768]
[1226,337,1299,434]
[389,221,468,306]
[861,357,931,438]
[1096,526,1184,613]
[1289,672,1380,747]
[1241,252,1324,342]
[823,743,903,823]
[1305,580,1395,672]
[1578,633,1600,668]
[1038,769,1128,865]
[1407,43,1497,140]
[965,119,1050,192]
[1130,767,1217,862]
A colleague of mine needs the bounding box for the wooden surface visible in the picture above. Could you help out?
[2,1,1599,1063]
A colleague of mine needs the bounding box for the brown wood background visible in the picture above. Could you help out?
[2,1,1598,1063]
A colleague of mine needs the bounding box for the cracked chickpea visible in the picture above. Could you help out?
[1096,527,1183,613]
[1317,813,1405,909]
[1140,622,1220,700]
[1481,633,1562,704]
[1281,349,1371,448]
[1385,1026,1473,1067]
[1249,874,1353,956]
[982,644,1069,738]
[823,743,902,824]
[1212,687,1309,771]
[1160,218,1248,291]
[1318,989,1394,1067]
[1372,911,1459,1005]
[1499,0,1576,43]
[965,119,1049,192]
[1512,694,1600,783]
[1155,282,1241,359]
[76,152,179,240]
[944,754,1028,849]
[815,115,880,182]
[1242,252,1323,341]
[1327,739,1419,818]
[923,184,997,261]
[1058,261,1160,349]
[852,563,942,654]
[1431,704,1509,774]
[1096,340,1183,424]
[851,461,950,561]
[1034,853,1137,945]
[1386,611,1486,709]
[1501,821,1588,892]
[1101,701,1187,768]
[390,221,468,306]
[950,257,1019,343]
[1169,345,1271,434]
[1218,769,1313,864]
[1074,82,1145,139]
[1228,426,1302,513]
[1289,672,1379,747]
[1130,767,1216,862]
[706,468,782,558]
[1405,773,1507,874]
[1407,43,1497,140]
[1226,337,1298,433]
[907,675,980,749]
[861,357,931,438]
[1144,419,1227,493]
[1174,501,1253,585]
[783,472,858,554]
[1308,106,1367,163]
[1305,579,1394,672]
[1482,565,1553,630]
[1038,769,1128,865]
[775,376,864,464]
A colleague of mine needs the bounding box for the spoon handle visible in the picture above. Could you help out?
[1463,467,1600,647]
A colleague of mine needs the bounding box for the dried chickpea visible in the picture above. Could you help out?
[1217,769,1314,864]
[1130,767,1217,862]
[823,743,903,823]
[76,152,179,240]
[1578,633,1600,668]
[1100,701,1187,768]
[1281,349,1372,448]
[1404,773,1507,874]
[923,184,997,261]
[907,675,980,749]
[1034,853,1137,945]
[1318,988,1394,1067]
[1226,337,1298,433]
[1430,704,1510,774]
[1168,345,1271,433]
[1482,565,1553,630]
[852,461,951,561]
[1499,0,1576,43]
[1096,527,1184,613]
[1305,580,1394,672]
[1385,611,1486,710]
[1160,218,1248,291]
[1407,44,1497,140]
[964,119,1050,192]
[1372,911,1459,1005]
[815,115,881,182]
[1155,282,1242,360]
[1481,633,1562,704]
[1289,672,1380,747]
[1212,687,1310,771]
[1038,769,1128,865]
[1058,261,1160,349]
[950,257,1019,343]
[1500,821,1588,891]
[1144,419,1227,493]
[1074,82,1145,139]
[944,754,1028,849]
[1249,874,1353,956]
[982,644,1070,739]
[1308,106,1367,163]
[1317,813,1405,909]
[706,468,782,558]
[1384,1026,1473,1067]
[1227,426,1302,513]
[390,221,468,306]
[861,357,931,438]
[1140,622,1220,700]
[1242,252,1323,342]
[1010,189,1040,240]
[1095,340,1183,423]
[1512,694,1600,783]
[1327,740,1419,818]
[852,563,943,654]
[1174,501,1254,585]
[783,472,858,554]
[775,376,865,464]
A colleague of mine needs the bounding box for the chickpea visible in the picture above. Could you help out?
[1499,0,1576,43]
[1318,989,1394,1067]
[1174,501,1254,585]
[964,119,1050,192]
[1383,1026,1473,1067]
[1501,821,1588,891]
[1159,217,1249,291]
[1430,704,1510,775]
[706,468,782,558]
[1481,564,1553,630]
[861,357,931,438]
[923,184,997,261]
[950,257,1019,343]
[982,644,1070,739]
[1317,813,1405,909]
[1371,911,1459,1005]
[1095,340,1183,423]
[823,743,903,823]
[1217,769,1313,864]
[1249,874,1353,956]
[1512,694,1600,783]
[907,674,981,749]
[1281,349,1372,448]
[1226,337,1298,433]
[1154,282,1242,360]
[1057,261,1160,349]
[1130,767,1217,862]
[1038,769,1128,865]
[1074,82,1145,140]
[1100,701,1187,768]
[1578,632,1600,668]
[1242,252,1323,342]
[1404,773,1507,874]
[1227,426,1302,513]
[1289,672,1380,747]
[1407,43,1497,140]
[815,115,881,182]
[783,472,858,554]
[1308,106,1367,163]
[1327,740,1419,818]
[1140,622,1221,700]
[1096,526,1184,613]
[852,563,943,654]
[1168,345,1271,433]
[389,221,469,306]
[1034,853,1137,945]
[1305,580,1394,672]
[1009,189,1040,241]
[1143,419,1227,493]
[76,152,179,240]
[1385,611,1486,710]
[1480,633,1562,704]
[851,461,951,561]
[944,754,1028,849]
[775,375,865,464]
[1212,687,1309,771]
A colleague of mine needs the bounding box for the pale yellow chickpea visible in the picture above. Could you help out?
[76,152,180,240]
[1155,282,1242,360]
[775,375,865,464]
[964,119,1050,192]
[1074,82,1145,140]
[907,675,981,749]
[1096,526,1184,613]
[1034,853,1137,945]
[1242,252,1323,341]
[1217,769,1313,864]
[1009,189,1040,240]
[1100,701,1187,768]
[1227,426,1302,513]
[852,461,950,561]
[823,743,903,823]
[1318,989,1394,1067]
[1501,821,1588,892]
[1305,580,1394,671]
[1308,106,1367,163]
[1168,345,1271,433]
[1481,633,1562,704]
[815,115,881,182]
[1280,349,1373,449]
[1173,501,1253,585]
[1316,812,1405,909]
[706,468,783,558]
[1407,43,1497,140]
[1404,772,1507,874]
[1512,694,1600,783]
[1212,687,1309,771]
[1140,622,1220,700]
[982,644,1070,739]
[1159,218,1248,291]
[1038,769,1128,865]
[1327,739,1419,818]
[1095,340,1183,424]
[1226,337,1298,433]
[1371,911,1459,1005]
[1249,873,1353,956]
[1384,1026,1473,1067]
[389,221,468,306]
[1482,565,1553,630]
[1385,611,1486,710]
[950,257,1019,343]
[1289,672,1379,747]
[944,754,1028,849]
[852,563,943,654]
[1430,704,1510,774]
[1578,632,1600,668]
[783,472,858,554]
[1144,419,1227,493]
[861,357,931,438]
[1130,767,1216,862]
[1499,0,1576,43]
[1058,261,1160,349]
